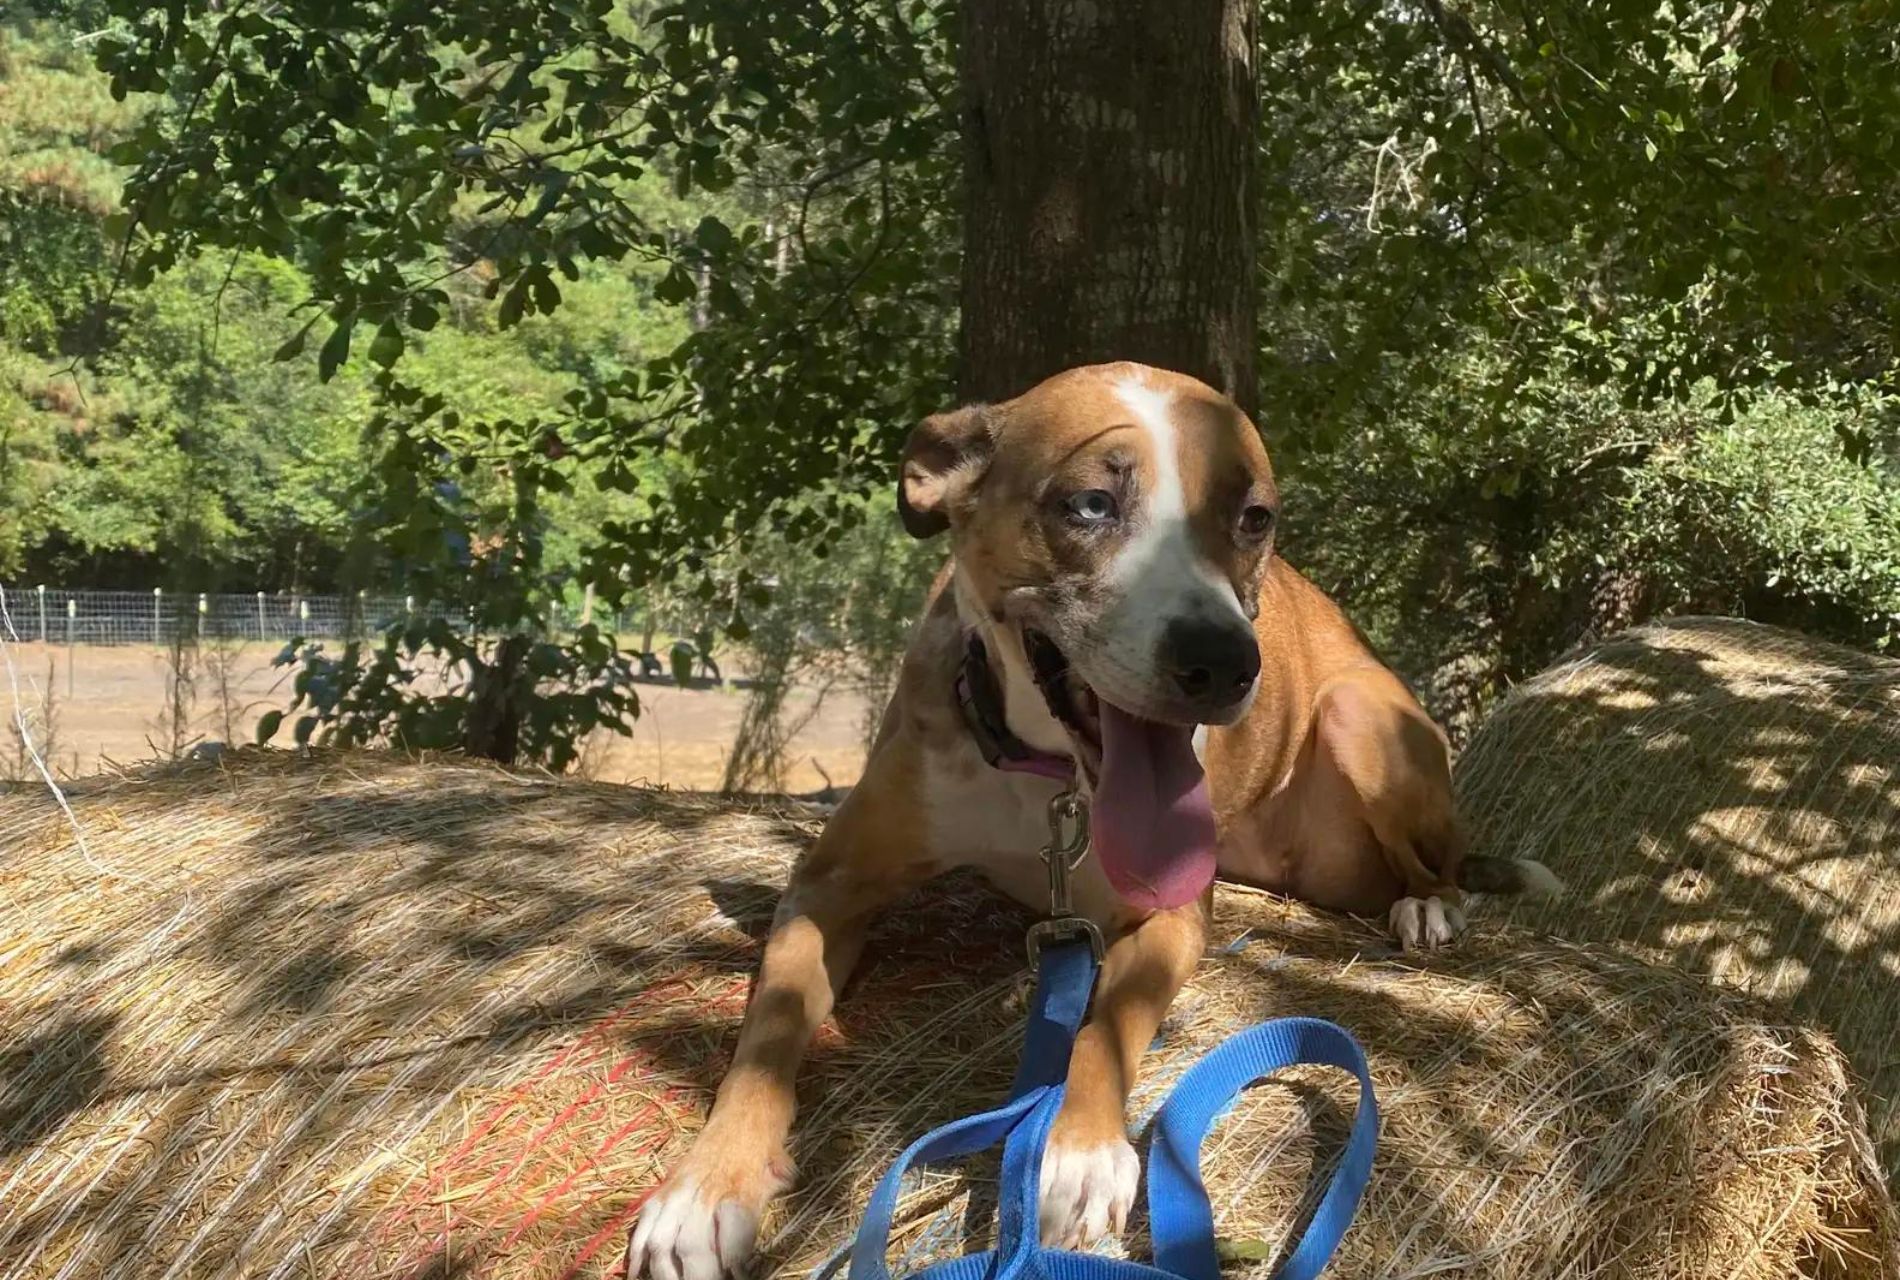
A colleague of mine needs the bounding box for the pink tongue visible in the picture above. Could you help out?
[1091,702,1218,910]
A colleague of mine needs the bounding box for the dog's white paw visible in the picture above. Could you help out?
[627,1172,768,1280]
[1038,1136,1139,1249]
[1388,895,1465,950]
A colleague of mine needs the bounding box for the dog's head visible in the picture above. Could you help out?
[899,362,1277,908]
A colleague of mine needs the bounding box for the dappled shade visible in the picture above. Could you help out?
[1457,616,1900,1182]
[0,752,1893,1278]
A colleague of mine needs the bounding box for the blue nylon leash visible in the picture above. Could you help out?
[846,939,1378,1280]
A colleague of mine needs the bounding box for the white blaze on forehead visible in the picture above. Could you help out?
[1115,378,1186,522]
[1109,378,1247,623]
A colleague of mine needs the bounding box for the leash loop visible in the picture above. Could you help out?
[847,941,1379,1280]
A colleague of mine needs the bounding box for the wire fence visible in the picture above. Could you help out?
[0,586,649,648]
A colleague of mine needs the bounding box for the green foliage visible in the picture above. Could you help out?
[1251,0,1900,722]
[85,0,960,592]
[0,347,61,573]
[1626,383,1900,638]
[1286,340,1900,730]
[3,250,376,582]
[262,621,638,771]
[720,493,939,791]
[0,14,684,597]
[6,0,1900,773]
[1254,0,1900,448]
[0,192,108,349]
[2,10,694,767]
[0,18,132,213]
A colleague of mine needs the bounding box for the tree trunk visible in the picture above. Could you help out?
[959,0,1258,414]
[463,633,530,764]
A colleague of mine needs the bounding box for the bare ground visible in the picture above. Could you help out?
[0,641,872,791]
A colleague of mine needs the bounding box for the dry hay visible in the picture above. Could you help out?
[1455,616,1900,1186]
[0,751,1894,1280]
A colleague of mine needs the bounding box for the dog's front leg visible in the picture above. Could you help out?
[1039,900,1206,1249]
[629,808,929,1280]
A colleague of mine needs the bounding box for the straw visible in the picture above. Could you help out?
[1457,616,1900,1191]
[0,748,1893,1278]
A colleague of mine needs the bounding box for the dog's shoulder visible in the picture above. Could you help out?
[1259,560,1444,746]
[1248,559,1370,673]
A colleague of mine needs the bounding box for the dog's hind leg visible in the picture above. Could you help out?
[1312,670,1468,950]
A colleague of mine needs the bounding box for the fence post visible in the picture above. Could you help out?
[257,592,266,642]
[299,599,310,634]
[37,584,46,643]
[66,599,76,697]
[152,588,161,644]
[197,592,207,640]
[581,582,595,628]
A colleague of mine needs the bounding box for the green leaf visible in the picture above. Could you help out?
[273,327,309,362]
[1215,1238,1278,1264]
[694,215,735,253]
[318,314,355,382]
[255,710,284,744]
[368,318,405,368]
[709,279,746,318]
[499,277,529,328]
[654,265,696,305]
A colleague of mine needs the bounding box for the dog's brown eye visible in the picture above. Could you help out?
[1064,489,1119,525]
[1238,504,1275,537]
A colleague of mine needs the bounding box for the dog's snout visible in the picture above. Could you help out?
[1160,617,1260,710]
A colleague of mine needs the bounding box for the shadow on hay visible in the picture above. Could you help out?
[7,747,1893,1279]
[1220,932,1889,1278]
[0,770,826,1278]
[0,763,1069,1278]
[0,1011,119,1155]
[1455,619,1900,1176]
[702,877,786,939]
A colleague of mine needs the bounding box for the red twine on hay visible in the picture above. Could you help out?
[359,970,755,1279]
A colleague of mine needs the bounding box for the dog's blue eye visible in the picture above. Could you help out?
[1064,489,1119,525]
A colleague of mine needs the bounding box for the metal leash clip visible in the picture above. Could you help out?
[1025,790,1106,963]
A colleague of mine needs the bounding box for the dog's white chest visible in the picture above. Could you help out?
[918,745,1124,927]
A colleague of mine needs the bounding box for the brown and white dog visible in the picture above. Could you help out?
[628,362,1556,1280]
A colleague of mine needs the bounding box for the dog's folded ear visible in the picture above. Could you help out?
[897,404,994,538]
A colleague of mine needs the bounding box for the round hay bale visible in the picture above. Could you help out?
[0,750,1893,1280]
[1455,616,1900,1185]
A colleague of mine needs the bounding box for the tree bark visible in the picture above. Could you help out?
[959,0,1258,415]
[463,632,529,764]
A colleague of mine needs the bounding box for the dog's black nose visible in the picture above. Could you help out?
[1160,617,1260,709]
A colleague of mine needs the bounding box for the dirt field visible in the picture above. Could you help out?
[0,641,873,791]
